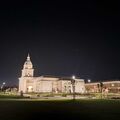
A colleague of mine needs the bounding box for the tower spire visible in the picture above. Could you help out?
[27,53,30,61]
[22,53,34,77]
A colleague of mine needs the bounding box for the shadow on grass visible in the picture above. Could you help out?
[0,99,120,120]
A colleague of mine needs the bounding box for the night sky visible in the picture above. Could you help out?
[0,1,120,85]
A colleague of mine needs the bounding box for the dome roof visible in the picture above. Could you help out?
[23,54,33,69]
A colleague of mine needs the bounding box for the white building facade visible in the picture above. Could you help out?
[19,54,85,93]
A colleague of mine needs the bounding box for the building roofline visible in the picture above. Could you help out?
[85,80,120,85]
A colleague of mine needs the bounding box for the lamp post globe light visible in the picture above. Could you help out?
[1,82,6,92]
[3,82,6,85]
[88,79,91,83]
[72,75,75,80]
[71,75,76,100]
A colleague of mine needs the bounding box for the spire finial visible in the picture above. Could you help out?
[27,53,30,61]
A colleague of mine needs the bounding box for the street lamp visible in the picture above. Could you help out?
[71,75,76,100]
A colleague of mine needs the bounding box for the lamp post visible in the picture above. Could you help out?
[1,82,6,93]
[71,75,76,100]
[100,82,103,99]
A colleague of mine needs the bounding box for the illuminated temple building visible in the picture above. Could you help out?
[19,54,85,93]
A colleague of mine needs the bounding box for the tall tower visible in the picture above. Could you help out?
[21,54,34,77]
[19,54,34,93]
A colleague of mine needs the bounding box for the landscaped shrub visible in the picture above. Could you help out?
[62,94,67,97]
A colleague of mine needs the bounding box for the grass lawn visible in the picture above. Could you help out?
[0,98,120,120]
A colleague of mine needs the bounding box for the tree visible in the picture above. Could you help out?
[97,84,100,92]
[100,82,103,92]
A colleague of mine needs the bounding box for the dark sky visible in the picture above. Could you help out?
[0,1,120,85]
